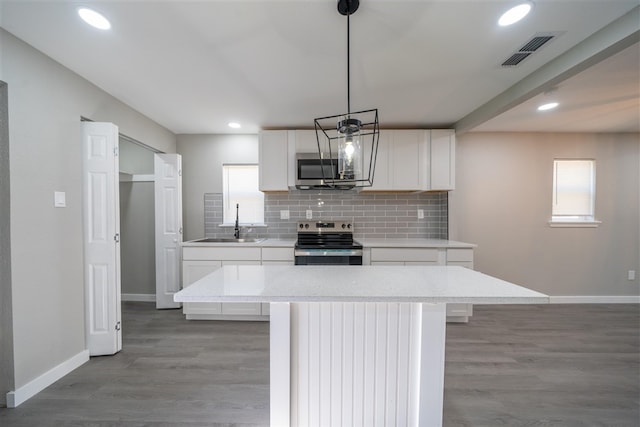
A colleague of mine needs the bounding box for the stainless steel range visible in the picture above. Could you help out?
[294,220,363,265]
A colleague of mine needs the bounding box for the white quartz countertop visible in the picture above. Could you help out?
[181,238,475,249]
[174,265,548,304]
[358,238,477,248]
[181,238,296,247]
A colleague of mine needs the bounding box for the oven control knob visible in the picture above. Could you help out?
[342,224,346,229]
[347,223,352,229]
[304,223,309,229]
[299,224,303,229]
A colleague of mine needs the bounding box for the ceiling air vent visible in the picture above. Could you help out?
[501,33,559,67]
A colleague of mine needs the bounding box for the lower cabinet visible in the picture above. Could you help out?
[182,245,294,320]
[368,246,475,323]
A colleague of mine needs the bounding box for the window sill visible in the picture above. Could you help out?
[548,220,602,228]
[218,223,268,228]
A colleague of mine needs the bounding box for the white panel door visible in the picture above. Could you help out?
[154,153,183,309]
[82,122,122,356]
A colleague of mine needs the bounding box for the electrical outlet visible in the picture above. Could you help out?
[629,270,636,281]
[280,210,290,220]
[306,209,313,219]
[417,209,424,219]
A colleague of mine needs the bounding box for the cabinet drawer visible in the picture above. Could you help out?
[447,249,473,262]
[222,303,262,316]
[262,247,294,262]
[183,246,261,261]
[370,248,439,263]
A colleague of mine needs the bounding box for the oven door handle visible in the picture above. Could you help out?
[294,249,363,257]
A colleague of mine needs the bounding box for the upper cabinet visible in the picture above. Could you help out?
[258,130,293,191]
[363,130,427,192]
[258,128,455,192]
[292,130,318,153]
[428,129,455,191]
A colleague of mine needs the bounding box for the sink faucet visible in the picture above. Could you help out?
[234,203,240,239]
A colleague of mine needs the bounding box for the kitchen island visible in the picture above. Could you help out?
[174,265,548,427]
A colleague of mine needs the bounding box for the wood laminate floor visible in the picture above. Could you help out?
[0,302,638,426]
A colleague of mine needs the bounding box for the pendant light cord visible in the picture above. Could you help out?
[347,11,351,116]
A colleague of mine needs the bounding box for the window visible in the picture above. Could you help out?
[222,164,264,225]
[550,159,599,226]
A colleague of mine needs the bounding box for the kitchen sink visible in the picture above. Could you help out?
[189,238,265,243]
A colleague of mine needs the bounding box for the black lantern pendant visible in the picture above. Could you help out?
[314,0,379,188]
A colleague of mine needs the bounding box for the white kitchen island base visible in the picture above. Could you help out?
[270,302,447,427]
[174,265,548,427]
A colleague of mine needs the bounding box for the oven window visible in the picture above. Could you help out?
[295,255,362,266]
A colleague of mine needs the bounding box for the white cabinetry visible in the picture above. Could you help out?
[258,128,455,193]
[370,247,444,265]
[182,245,295,320]
[260,246,294,315]
[182,246,264,320]
[445,248,474,322]
[363,130,427,192]
[369,245,473,322]
[428,130,455,191]
[258,130,294,191]
[292,130,318,153]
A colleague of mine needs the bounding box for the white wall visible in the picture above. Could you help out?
[450,132,640,297]
[177,134,258,241]
[0,29,176,398]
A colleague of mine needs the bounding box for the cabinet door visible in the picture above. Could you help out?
[183,260,222,286]
[391,130,425,190]
[430,130,455,190]
[261,247,294,263]
[182,260,223,316]
[259,130,289,191]
[221,260,262,316]
[293,130,319,153]
[362,130,391,191]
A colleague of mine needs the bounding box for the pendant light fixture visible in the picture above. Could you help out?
[314,0,379,188]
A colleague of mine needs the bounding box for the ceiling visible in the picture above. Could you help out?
[1,0,638,135]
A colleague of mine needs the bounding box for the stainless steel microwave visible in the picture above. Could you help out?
[295,153,353,190]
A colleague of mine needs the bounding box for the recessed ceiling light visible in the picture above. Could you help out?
[498,2,533,26]
[228,122,241,129]
[78,8,111,30]
[538,102,559,111]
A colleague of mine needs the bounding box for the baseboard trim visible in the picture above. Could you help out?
[6,349,90,408]
[121,293,155,302]
[550,295,640,304]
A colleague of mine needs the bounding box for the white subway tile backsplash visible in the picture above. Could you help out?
[204,191,448,240]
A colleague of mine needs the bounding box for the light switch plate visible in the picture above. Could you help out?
[54,191,66,208]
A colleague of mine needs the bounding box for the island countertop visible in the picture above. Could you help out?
[174,265,548,304]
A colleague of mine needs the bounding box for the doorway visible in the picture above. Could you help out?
[119,136,158,302]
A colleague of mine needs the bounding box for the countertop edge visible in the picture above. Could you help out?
[181,238,477,249]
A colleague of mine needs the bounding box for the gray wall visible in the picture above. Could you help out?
[0,81,15,406]
[450,132,640,297]
[177,134,258,240]
[119,181,155,295]
[0,29,176,393]
[119,138,156,296]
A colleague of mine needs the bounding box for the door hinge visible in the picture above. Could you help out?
[115,321,121,331]
[114,146,119,156]
[114,233,120,242]
[178,169,182,176]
